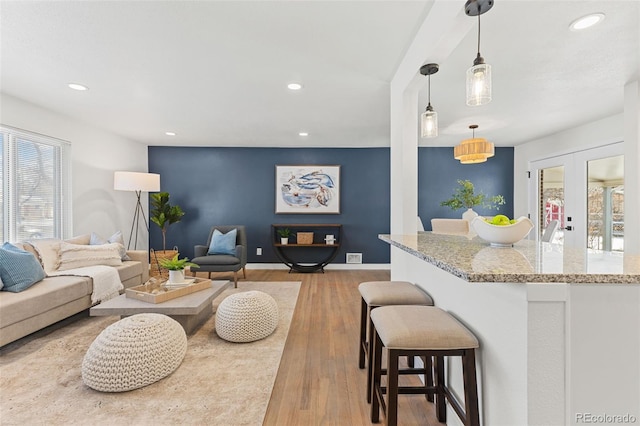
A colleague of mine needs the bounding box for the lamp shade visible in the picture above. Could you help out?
[466,62,491,106]
[114,172,160,192]
[421,109,438,138]
[454,137,495,164]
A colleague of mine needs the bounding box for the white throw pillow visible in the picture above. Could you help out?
[57,242,122,271]
[26,239,62,274]
[90,231,130,261]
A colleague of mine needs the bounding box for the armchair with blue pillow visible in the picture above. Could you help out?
[191,225,247,288]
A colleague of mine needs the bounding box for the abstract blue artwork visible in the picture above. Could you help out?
[275,165,340,214]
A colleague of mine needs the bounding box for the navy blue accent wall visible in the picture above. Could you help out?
[148,147,391,263]
[418,147,514,230]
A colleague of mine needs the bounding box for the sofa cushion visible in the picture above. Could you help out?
[66,234,91,245]
[58,242,122,271]
[208,228,237,255]
[90,231,130,261]
[0,275,92,328]
[26,239,61,273]
[0,243,46,292]
[115,261,143,284]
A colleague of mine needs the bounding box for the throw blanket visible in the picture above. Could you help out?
[49,265,123,304]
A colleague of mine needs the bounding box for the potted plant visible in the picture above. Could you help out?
[440,179,505,221]
[277,228,291,245]
[150,192,185,251]
[158,253,199,284]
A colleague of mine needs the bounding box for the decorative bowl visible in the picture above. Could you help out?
[471,216,534,247]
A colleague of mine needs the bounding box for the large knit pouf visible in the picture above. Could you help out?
[215,291,279,343]
[82,313,187,392]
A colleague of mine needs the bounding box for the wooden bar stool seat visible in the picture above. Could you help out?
[370,305,480,426]
[358,281,434,403]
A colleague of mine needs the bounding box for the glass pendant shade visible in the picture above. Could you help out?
[419,63,439,139]
[466,62,492,106]
[421,108,438,138]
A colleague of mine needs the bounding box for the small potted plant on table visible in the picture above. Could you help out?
[277,228,291,245]
[158,253,199,284]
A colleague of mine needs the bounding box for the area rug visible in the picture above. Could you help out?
[0,281,301,426]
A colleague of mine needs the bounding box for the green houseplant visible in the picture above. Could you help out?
[277,228,291,244]
[158,253,199,283]
[150,192,185,251]
[440,179,505,212]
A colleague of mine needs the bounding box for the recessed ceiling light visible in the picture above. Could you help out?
[165,132,176,136]
[299,132,309,137]
[287,83,303,90]
[569,13,605,31]
[68,83,88,91]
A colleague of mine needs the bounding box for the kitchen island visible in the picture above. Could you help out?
[380,232,640,426]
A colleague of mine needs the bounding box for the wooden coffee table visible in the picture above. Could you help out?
[90,280,231,334]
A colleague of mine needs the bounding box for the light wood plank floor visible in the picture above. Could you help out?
[223,269,441,426]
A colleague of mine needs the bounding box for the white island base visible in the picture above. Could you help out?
[387,240,639,426]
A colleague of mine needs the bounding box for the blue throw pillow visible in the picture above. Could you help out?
[207,228,237,256]
[0,242,46,292]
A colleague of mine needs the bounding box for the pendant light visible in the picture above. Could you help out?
[454,124,495,164]
[419,63,439,138]
[465,0,493,106]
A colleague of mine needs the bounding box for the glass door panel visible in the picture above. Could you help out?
[587,155,624,252]
[530,143,624,251]
[539,165,564,244]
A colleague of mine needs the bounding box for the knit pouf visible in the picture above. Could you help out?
[215,291,279,343]
[82,313,187,392]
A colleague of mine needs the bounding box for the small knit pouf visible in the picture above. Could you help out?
[216,291,279,343]
[82,313,187,392]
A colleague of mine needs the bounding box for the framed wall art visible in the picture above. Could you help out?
[275,165,340,214]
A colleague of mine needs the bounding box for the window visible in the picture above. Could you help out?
[1,126,71,242]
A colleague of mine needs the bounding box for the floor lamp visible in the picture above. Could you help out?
[114,171,161,250]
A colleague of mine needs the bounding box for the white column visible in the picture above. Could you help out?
[389,1,473,237]
[624,81,640,254]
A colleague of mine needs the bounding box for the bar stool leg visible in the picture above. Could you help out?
[422,355,434,402]
[462,349,480,426]
[366,305,379,403]
[387,349,400,426]
[370,327,383,423]
[359,297,368,369]
[434,355,447,423]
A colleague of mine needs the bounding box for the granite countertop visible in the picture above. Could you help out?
[379,232,640,284]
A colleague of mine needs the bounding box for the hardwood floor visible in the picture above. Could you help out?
[231,269,440,426]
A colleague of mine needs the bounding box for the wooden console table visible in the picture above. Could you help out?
[271,224,342,273]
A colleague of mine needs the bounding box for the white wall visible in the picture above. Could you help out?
[1,93,150,248]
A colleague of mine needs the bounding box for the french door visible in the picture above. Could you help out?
[529,143,624,251]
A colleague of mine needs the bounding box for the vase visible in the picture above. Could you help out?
[281,238,288,245]
[169,269,185,284]
[462,208,479,222]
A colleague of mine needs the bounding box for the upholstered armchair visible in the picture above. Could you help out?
[191,225,247,288]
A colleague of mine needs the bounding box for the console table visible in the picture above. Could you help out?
[271,224,342,273]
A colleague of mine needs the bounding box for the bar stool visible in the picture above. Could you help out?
[358,281,434,402]
[370,305,480,426]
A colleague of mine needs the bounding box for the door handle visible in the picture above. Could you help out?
[564,226,573,231]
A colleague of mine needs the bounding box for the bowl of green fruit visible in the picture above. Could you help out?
[471,215,534,247]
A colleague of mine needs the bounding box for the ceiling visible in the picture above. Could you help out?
[1,1,638,149]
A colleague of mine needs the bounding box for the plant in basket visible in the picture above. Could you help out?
[150,192,185,278]
[150,192,185,251]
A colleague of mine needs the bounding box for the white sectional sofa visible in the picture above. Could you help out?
[0,236,149,347]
